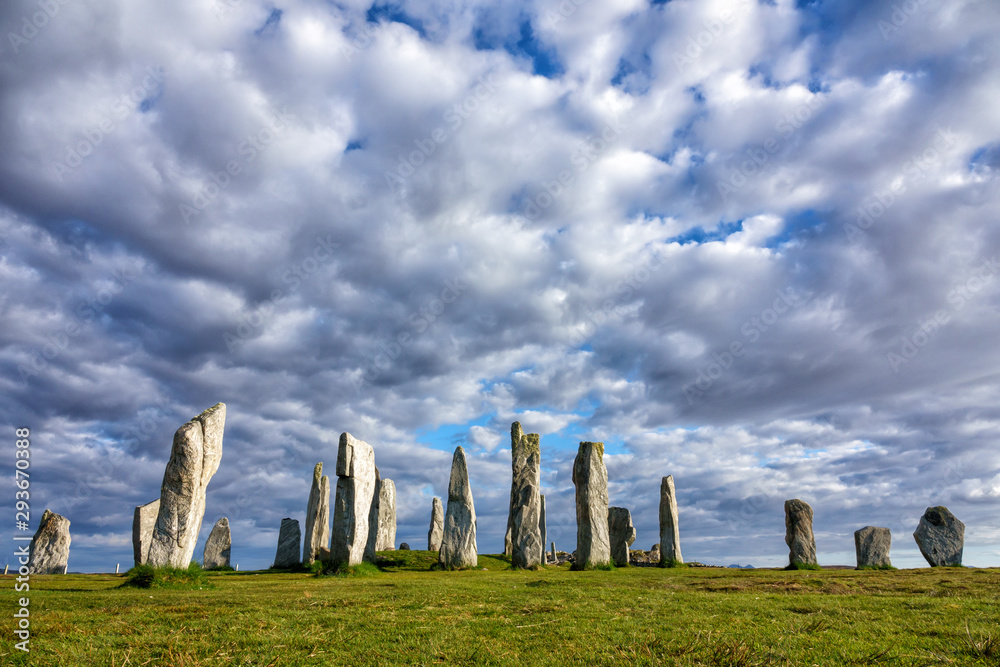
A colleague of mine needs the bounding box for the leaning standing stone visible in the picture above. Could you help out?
[132,498,160,566]
[147,403,226,568]
[203,517,232,570]
[273,518,300,569]
[364,467,382,563]
[428,497,444,551]
[439,446,477,569]
[854,526,891,568]
[659,475,683,566]
[539,494,547,564]
[913,506,964,566]
[572,441,610,568]
[376,478,397,551]
[784,499,818,567]
[509,423,543,569]
[329,432,377,568]
[29,509,71,574]
[608,506,636,567]
[302,463,330,565]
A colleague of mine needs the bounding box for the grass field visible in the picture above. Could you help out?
[2,551,999,666]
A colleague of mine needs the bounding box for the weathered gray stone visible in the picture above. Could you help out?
[539,494,547,564]
[784,499,818,567]
[508,423,543,569]
[854,526,892,568]
[302,463,330,565]
[273,518,300,569]
[608,506,636,567]
[329,432,377,568]
[913,506,964,567]
[203,517,231,570]
[364,467,382,563]
[659,476,683,565]
[147,403,226,568]
[29,509,71,574]
[376,478,396,551]
[399,542,410,550]
[439,446,477,569]
[428,497,444,551]
[132,498,160,566]
[572,441,610,568]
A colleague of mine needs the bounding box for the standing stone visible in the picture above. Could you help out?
[364,467,382,563]
[659,475,683,566]
[132,498,160,566]
[508,423,543,569]
[399,543,410,550]
[329,432,377,568]
[203,517,231,570]
[854,526,892,568]
[913,506,964,566]
[439,446,477,569]
[572,441,610,568]
[273,518,301,569]
[147,403,226,568]
[376,478,397,551]
[428,497,444,551]
[784,499,818,567]
[608,506,636,567]
[539,495,547,564]
[302,463,330,565]
[29,509,71,574]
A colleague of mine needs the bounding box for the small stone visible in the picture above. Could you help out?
[784,499,818,567]
[273,518,301,569]
[302,463,330,565]
[376,478,397,551]
[132,498,160,566]
[439,446,477,569]
[428,497,444,551]
[203,517,231,570]
[572,441,610,568]
[399,542,410,550]
[854,526,891,568]
[659,476,683,566]
[329,432,377,568]
[913,506,964,566]
[29,509,71,574]
[608,506,636,567]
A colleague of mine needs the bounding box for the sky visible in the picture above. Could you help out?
[1,0,999,573]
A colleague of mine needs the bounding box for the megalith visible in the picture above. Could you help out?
[572,441,610,568]
[428,497,444,551]
[302,463,330,565]
[913,506,964,566]
[329,432,377,568]
[132,498,160,566]
[203,517,231,570]
[273,518,300,568]
[439,446,477,569]
[854,526,891,568]
[659,475,683,566]
[608,506,636,567]
[784,498,818,567]
[364,467,382,563]
[29,509,71,574]
[539,494,547,564]
[147,403,226,568]
[376,478,397,551]
[508,422,543,569]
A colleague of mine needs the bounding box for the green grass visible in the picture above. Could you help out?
[118,562,210,590]
[786,561,823,570]
[2,553,998,666]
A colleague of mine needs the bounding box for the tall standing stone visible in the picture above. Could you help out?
[428,497,444,551]
[203,517,231,570]
[539,494,547,564]
[572,441,610,569]
[439,446,477,569]
[608,506,636,567]
[364,467,382,563]
[854,526,892,568]
[329,432,377,568]
[376,478,397,551]
[29,509,71,574]
[147,403,226,568]
[659,475,683,566]
[273,518,300,569]
[784,499,818,567]
[913,506,964,566]
[132,498,160,566]
[303,463,330,565]
[508,423,543,569]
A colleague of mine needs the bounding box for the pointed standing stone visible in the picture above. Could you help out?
[203,517,231,570]
[329,432,377,568]
[376,478,397,551]
[784,499,818,567]
[428,497,444,551]
[659,475,683,566]
[303,463,330,565]
[365,467,382,563]
[132,498,160,566]
[508,423,543,569]
[854,526,891,568]
[29,509,71,574]
[608,506,636,567]
[439,446,477,569]
[572,441,610,569]
[539,495,547,564]
[273,518,300,569]
[147,403,226,568]
[913,506,964,566]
